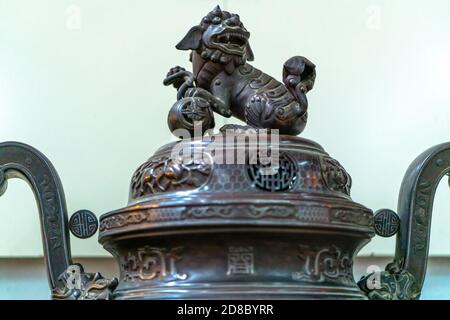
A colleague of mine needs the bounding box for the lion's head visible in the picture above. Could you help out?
[176,5,254,66]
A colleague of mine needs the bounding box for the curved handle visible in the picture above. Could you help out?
[395,142,450,289]
[359,142,450,299]
[0,142,117,299]
[0,141,72,291]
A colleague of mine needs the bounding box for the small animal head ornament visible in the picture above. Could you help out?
[176,5,254,65]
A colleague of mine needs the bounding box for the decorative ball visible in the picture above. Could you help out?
[168,97,215,138]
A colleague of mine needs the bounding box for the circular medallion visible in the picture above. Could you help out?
[374,209,400,238]
[69,210,99,239]
[247,153,298,192]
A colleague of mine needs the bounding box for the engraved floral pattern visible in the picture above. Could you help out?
[321,157,352,195]
[130,157,212,198]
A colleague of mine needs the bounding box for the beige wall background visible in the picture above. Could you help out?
[0,0,450,258]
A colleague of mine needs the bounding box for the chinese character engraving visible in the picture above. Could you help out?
[227,246,254,275]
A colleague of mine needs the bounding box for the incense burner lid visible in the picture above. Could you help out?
[99,134,374,242]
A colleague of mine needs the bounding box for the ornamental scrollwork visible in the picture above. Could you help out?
[130,156,212,198]
[121,246,188,282]
[99,205,376,233]
[358,261,420,300]
[292,245,353,284]
[321,157,352,195]
[331,210,373,227]
[53,264,118,300]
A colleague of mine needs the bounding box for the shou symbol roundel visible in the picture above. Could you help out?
[373,209,400,238]
[69,210,99,239]
[247,153,298,192]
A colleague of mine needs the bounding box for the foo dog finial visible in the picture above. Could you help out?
[164,5,316,137]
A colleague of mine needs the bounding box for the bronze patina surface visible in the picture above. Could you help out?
[164,6,315,137]
[99,134,374,299]
[0,5,449,300]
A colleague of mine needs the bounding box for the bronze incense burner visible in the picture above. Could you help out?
[0,6,449,300]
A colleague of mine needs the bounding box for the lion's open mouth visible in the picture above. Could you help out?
[214,31,249,49]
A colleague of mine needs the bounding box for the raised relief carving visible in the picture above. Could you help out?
[40,174,63,250]
[54,264,118,300]
[130,156,212,198]
[413,181,432,253]
[320,157,352,195]
[292,245,353,284]
[99,208,185,232]
[99,206,330,232]
[358,261,420,300]
[331,210,373,227]
[187,205,296,219]
[227,246,255,275]
[121,246,188,282]
[100,205,376,232]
